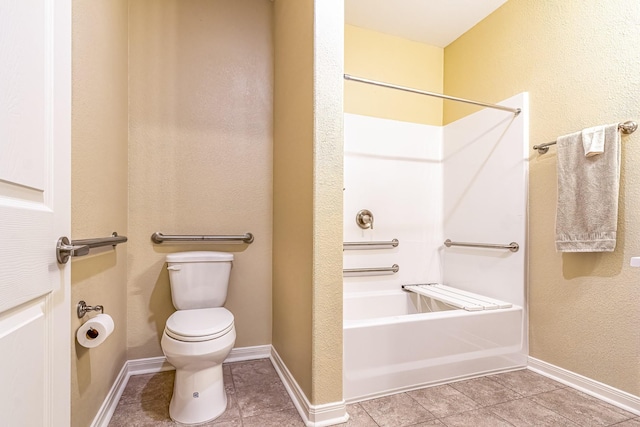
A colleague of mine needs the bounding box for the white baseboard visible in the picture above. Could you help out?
[226,344,272,363]
[90,356,172,427]
[92,352,640,427]
[89,362,130,427]
[270,347,349,427]
[528,357,640,415]
[90,345,273,427]
[127,356,174,376]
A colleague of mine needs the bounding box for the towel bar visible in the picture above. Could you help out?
[533,121,637,154]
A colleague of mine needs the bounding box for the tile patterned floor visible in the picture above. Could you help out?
[108,359,640,427]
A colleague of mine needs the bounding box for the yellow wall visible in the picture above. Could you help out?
[273,0,344,405]
[445,0,640,395]
[127,0,274,359]
[344,25,443,125]
[70,1,129,426]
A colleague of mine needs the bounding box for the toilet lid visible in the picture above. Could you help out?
[165,308,234,342]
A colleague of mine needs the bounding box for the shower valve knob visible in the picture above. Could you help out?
[356,209,374,229]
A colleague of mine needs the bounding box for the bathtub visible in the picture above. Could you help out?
[343,289,526,402]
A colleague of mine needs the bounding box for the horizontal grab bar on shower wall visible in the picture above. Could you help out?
[343,239,399,249]
[151,232,254,244]
[343,264,399,275]
[444,239,519,253]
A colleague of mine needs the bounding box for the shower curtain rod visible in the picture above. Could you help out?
[344,74,521,115]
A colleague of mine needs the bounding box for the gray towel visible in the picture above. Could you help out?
[555,123,621,252]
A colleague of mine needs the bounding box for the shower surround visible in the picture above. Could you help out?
[343,93,528,402]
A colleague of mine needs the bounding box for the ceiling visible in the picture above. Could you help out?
[344,0,508,48]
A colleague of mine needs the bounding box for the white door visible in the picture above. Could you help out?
[0,1,71,426]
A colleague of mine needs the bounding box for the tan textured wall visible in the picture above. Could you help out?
[127,0,273,359]
[272,0,314,398]
[344,25,443,126]
[444,0,640,395]
[273,0,344,404]
[311,0,344,404]
[70,1,129,426]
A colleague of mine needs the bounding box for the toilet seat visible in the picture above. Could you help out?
[165,308,234,342]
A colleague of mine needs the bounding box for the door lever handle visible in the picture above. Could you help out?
[56,237,90,264]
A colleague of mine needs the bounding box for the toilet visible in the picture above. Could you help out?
[161,251,236,425]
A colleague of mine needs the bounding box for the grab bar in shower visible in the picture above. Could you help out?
[343,264,399,275]
[151,232,254,244]
[343,239,399,250]
[444,239,519,252]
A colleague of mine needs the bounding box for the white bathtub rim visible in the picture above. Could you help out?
[344,289,411,298]
[344,288,524,326]
[344,304,524,329]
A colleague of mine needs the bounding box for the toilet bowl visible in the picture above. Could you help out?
[160,252,236,425]
[161,308,236,424]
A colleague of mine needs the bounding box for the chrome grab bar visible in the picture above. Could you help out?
[444,239,519,253]
[151,232,254,244]
[56,232,128,264]
[343,264,399,274]
[343,239,399,249]
[72,232,128,249]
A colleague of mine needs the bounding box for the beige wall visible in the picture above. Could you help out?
[311,0,344,404]
[72,0,344,419]
[70,1,129,426]
[273,0,344,405]
[273,0,314,398]
[345,25,443,125]
[444,0,640,395]
[127,0,274,359]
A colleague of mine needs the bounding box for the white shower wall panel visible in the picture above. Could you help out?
[344,114,443,292]
[342,96,529,401]
[442,93,528,308]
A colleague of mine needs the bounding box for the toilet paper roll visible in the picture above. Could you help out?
[77,314,115,348]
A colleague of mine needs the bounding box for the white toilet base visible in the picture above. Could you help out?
[169,364,227,425]
[161,324,236,425]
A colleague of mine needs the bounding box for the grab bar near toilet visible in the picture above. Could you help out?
[151,232,254,244]
[56,232,128,264]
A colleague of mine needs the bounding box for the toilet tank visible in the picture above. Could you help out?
[166,251,233,310]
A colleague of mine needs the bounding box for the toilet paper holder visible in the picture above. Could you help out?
[77,300,104,318]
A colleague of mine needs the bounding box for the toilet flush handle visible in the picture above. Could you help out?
[167,265,181,271]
